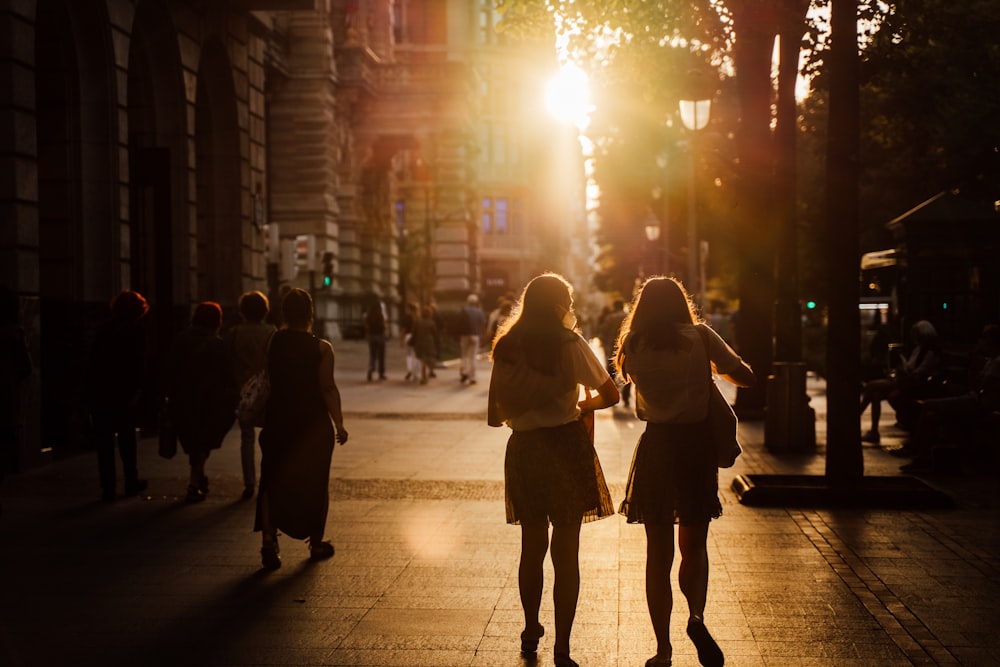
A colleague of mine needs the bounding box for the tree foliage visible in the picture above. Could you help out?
[801,0,1000,254]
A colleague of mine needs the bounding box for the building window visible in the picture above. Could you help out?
[495,198,508,234]
[482,196,517,236]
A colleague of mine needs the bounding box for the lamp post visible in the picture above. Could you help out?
[644,209,665,275]
[678,97,711,299]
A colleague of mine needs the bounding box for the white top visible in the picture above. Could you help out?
[623,323,745,424]
[489,334,611,431]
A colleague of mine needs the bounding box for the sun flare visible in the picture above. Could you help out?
[545,63,593,129]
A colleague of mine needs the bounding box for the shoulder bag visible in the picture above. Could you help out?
[237,332,273,427]
[696,325,742,468]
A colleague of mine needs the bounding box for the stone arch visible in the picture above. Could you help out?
[127,0,189,419]
[195,37,243,308]
[34,0,117,451]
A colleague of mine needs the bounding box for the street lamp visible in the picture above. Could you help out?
[678,97,711,299]
[644,209,665,275]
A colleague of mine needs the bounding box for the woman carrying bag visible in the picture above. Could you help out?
[615,277,754,667]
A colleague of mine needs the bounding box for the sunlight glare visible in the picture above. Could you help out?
[545,63,593,130]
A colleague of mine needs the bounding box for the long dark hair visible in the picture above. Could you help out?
[491,273,575,375]
[614,276,700,381]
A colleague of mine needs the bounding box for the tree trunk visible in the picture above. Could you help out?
[824,0,864,485]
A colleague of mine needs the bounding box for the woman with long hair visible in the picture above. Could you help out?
[488,273,619,667]
[256,288,348,570]
[615,277,754,667]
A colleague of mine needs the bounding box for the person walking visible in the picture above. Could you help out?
[412,305,438,385]
[256,288,348,570]
[168,302,239,503]
[364,300,388,382]
[488,273,619,667]
[226,291,276,499]
[399,302,419,382]
[459,294,487,384]
[599,299,631,407]
[615,277,755,667]
[88,290,150,502]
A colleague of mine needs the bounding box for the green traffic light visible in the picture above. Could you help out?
[806,300,817,309]
[323,275,332,287]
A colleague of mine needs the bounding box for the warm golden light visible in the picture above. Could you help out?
[545,63,593,129]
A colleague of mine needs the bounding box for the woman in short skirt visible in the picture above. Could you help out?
[615,277,755,667]
[488,273,619,667]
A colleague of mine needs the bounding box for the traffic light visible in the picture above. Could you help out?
[321,251,334,288]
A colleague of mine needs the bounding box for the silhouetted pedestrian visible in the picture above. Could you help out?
[88,290,150,502]
[860,319,941,442]
[168,302,238,502]
[488,273,619,667]
[226,291,275,499]
[615,277,755,667]
[459,294,486,384]
[412,305,437,385]
[256,288,348,570]
[364,300,387,381]
[599,299,630,407]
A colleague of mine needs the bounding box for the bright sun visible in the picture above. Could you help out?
[545,62,593,129]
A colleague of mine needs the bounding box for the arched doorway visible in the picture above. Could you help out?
[34,0,116,454]
[195,38,243,311]
[127,0,188,426]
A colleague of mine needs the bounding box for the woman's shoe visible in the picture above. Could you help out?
[260,544,281,570]
[185,485,205,503]
[645,656,672,667]
[687,619,724,667]
[519,623,544,653]
[308,540,335,561]
[861,429,880,444]
[553,653,578,667]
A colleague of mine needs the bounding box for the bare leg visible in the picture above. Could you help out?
[519,525,549,637]
[644,523,676,661]
[680,521,724,667]
[678,521,710,621]
[551,521,582,657]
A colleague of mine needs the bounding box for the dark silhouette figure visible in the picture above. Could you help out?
[256,288,348,570]
[168,302,238,502]
[458,294,487,384]
[488,273,619,667]
[88,290,150,502]
[615,277,755,667]
[412,305,438,385]
[600,298,631,407]
[861,309,891,382]
[399,302,418,381]
[363,300,387,381]
[860,319,942,442]
[901,324,1000,471]
[0,286,31,515]
[225,291,275,499]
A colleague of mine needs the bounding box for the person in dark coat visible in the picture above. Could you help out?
[168,302,238,503]
[256,288,348,570]
[89,290,150,502]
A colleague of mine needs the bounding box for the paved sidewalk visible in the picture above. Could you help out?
[1,338,998,666]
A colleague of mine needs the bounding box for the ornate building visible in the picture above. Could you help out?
[0,0,587,465]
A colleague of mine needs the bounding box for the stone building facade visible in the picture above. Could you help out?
[0,0,585,466]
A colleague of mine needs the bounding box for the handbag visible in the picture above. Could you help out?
[237,332,273,427]
[697,325,743,468]
[158,398,177,459]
